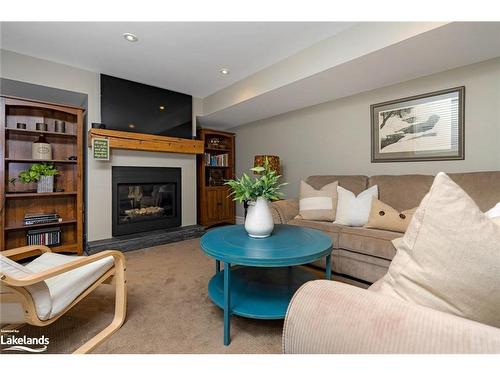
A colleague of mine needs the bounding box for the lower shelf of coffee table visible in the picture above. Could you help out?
[208,266,317,320]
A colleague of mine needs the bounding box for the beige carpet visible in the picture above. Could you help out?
[9,239,285,354]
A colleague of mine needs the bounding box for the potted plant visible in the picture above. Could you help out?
[11,163,59,193]
[225,158,287,238]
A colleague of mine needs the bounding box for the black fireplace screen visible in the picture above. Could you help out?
[112,166,181,236]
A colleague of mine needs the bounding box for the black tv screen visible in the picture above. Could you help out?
[100,74,193,139]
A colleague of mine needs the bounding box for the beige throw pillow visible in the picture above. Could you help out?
[378,172,500,328]
[365,198,416,233]
[299,180,338,221]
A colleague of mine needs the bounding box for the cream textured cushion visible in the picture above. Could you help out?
[1,253,114,322]
[334,185,378,227]
[378,172,500,328]
[0,254,52,321]
[365,199,416,233]
[26,253,114,318]
[299,180,338,221]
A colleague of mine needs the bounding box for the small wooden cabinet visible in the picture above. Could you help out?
[197,128,235,228]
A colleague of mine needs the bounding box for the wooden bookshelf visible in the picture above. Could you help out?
[1,96,84,254]
[197,128,235,228]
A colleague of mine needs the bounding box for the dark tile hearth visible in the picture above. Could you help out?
[86,225,205,254]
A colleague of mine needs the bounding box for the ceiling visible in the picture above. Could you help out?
[200,22,500,129]
[0,22,354,97]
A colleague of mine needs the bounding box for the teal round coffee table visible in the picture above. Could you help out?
[200,224,333,346]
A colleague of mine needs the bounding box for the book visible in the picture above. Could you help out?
[27,227,61,246]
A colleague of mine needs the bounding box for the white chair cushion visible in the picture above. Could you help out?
[26,253,114,318]
[0,254,52,322]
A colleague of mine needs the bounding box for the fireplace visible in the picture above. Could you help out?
[112,167,181,236]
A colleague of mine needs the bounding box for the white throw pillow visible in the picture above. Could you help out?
[486,202,500,218]
[334,185,378,226]
[378,172,500,328]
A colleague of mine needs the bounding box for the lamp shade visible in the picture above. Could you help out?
[254,155,280,175]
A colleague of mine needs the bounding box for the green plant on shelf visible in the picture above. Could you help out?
[9,163,59,185]
[225,157,287,203]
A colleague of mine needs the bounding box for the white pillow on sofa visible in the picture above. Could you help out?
[334,185,378,226]
[486,202,500,218]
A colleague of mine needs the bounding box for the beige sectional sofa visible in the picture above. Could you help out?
[271,171,500,285]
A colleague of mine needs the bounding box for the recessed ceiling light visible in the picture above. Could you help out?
[123,33,138,42]
[219,68,230,75]
[128,124,135,129]
[159,105,165,111]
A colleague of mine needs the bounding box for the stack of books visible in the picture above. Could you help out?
[204,153,229,167]
[24,213,61,226]
[27,227,61,246]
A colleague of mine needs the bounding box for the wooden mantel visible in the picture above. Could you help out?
[88,128,204,155]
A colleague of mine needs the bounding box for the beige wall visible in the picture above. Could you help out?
[231,58,500,216]
[0,49,199,241]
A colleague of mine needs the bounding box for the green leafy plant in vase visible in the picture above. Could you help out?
[11,163,59,193]
[225,158,287,238]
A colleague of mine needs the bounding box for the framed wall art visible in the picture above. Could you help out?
[371,86,465,162]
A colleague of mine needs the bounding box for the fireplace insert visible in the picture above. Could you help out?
[112,167,181,236]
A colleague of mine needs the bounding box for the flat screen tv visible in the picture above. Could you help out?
[100,74,193,139]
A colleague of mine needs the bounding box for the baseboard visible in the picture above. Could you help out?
[235,216,245,224]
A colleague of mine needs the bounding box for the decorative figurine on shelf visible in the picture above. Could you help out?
[32,135,52,160]
[54,120,66,133]
[225,158,287,238]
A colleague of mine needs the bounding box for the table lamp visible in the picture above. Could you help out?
[253,155,280,175]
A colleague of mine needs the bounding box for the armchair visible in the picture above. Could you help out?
[0,245,127,354]
[283,280,500,354]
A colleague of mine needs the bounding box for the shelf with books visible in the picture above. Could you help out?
[1,96,84,254]
[197,128,235,227]
[203,152,230,167]
[4,219,77,231]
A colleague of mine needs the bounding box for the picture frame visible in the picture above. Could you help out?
[92,137,110,161]
[370,86,465,162]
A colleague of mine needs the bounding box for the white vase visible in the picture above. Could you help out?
[245,197,274,238]
[37,175,54,193]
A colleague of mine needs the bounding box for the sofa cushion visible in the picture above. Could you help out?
[486,202,500,218]
[288,219,342,249]
[365,198,417,233]
[368,174,433,212]
[448,171,500,211]
[306,175,368,196]
[299,180,338,221]
[26,253,114,318]
[310,249,391,285]
[378,172,500,328]
[339,226,400,261]
[335,185,378,227]
[334,249,392,284]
